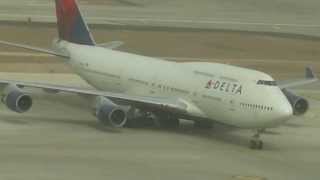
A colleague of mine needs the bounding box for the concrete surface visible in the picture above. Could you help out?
[0,73,319,180]
[0,0,320,37]
[0,1,319,179]
[0,25,319,80]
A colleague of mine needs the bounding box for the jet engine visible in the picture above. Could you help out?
[2,85,32,113]
[95,97,127,128]
[282,89,309,115]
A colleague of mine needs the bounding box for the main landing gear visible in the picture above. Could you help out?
[155,115,180,129]
[194,120,214,129]
[250,130,264,150]
[126,108,180,129]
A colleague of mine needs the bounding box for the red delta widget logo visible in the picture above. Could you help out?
[205,80,243,95]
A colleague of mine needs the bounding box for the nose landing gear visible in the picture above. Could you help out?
[250,130,264,150]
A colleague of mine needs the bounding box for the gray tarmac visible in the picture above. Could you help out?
[0,0,320,180]
[0,0,320,37]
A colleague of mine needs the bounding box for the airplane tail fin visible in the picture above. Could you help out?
[55,0,96,46]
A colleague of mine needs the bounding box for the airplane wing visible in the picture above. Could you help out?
[278,67,318,89]
[0,40,69,58]
[0,79,189,115]
[0,40,204,121]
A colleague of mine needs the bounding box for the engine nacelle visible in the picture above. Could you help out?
[282,89,309,115]
[2,85,33,113]
[95,97,127,128]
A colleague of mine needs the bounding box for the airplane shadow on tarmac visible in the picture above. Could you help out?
[0,113,121,133]
[0,112,283,150]
[161,124,284,151]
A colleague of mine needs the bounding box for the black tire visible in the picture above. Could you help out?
[194,121,213,129]
[257,141,263,150]
[250,140,257,149]
[157,116,180,129]
[125,117,155,128]
[249,140,263,150]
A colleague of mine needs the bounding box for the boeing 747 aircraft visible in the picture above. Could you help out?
[0,0,318,149]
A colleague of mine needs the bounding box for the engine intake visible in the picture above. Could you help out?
[282,89,309,115]
[2,86,33,113]
[95,97,127,128]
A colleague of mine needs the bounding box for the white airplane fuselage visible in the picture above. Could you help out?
[58,41,293,129]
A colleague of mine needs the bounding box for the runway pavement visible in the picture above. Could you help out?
[0,1,320,179]
[0,0,320,37]
[0,73,319,180]
[0,25,319,79]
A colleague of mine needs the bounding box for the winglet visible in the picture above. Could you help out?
[306,66,317,79]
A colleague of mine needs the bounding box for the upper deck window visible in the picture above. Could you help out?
[257,80,277,86]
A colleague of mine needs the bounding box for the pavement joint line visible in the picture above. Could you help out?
[0,13,320,28]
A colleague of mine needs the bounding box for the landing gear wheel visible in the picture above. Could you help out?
[250,140,256,149]
[125,109,157,128]
[250,140,263,150]
[249,129,264,150]
[194,121,213,129]
[257,141,263,149]
[125,116,157,128]
[156,116,180,129]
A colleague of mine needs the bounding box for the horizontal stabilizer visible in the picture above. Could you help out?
[98,41,124,49]
[0,40,69,59]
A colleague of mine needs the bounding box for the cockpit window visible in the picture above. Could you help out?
[257,80,277,86]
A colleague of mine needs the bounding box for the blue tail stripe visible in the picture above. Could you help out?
[71,15,95,45]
